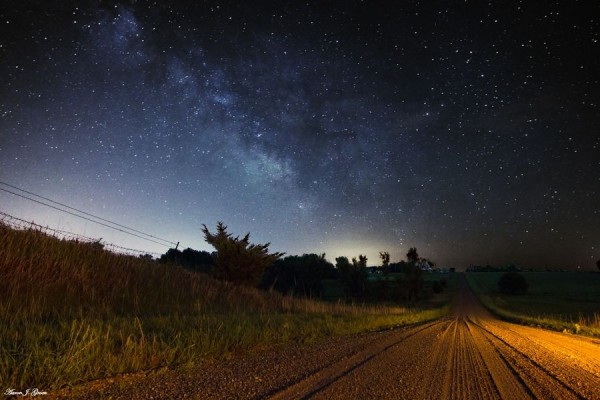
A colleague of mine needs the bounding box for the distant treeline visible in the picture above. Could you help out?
[154,223,456,303]
[158,247,447,303]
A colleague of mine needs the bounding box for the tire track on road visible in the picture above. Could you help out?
[266,320,446,400]
[464,319,534,400]
[471,317,597,400]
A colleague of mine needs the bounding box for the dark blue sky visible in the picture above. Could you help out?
[1,1,598,269]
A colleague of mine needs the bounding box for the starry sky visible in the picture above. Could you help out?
[1,1,599,270]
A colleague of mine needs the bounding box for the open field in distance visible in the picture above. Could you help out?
[466,271,600,337]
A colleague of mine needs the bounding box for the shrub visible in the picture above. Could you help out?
[498,272,529,295]
[202,222,284,286]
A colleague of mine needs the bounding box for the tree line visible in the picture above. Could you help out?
[158,222,447,302]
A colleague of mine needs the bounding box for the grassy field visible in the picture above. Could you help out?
[0,223,451,389]
[466,271,600,337]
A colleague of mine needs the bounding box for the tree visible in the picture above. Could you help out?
[406,247,419,264]
[379,251,390,275]
[403,246,424,301]
[336,255,368,297]
[498,272,528,295]
[201,222,284,285]
[353,255,368,269]
[260,253,337,297]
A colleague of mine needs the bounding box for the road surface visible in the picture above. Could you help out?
[55,275,600,399]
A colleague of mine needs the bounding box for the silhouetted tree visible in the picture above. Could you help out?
[261,253,337,297]
[202,222,284,285]
[406,247,419,264]
[335,256,350,268]
[353,255,368,269]
[336,255,368,297]
[498,272,528,295]
[401,247,425,301]
[379,251,390,276]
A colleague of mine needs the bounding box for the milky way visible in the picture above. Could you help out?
[1,1,599,269]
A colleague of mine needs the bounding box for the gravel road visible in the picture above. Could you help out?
[53,275,600,399]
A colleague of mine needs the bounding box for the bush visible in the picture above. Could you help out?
[498,272,529,295]
[201,222,284,286]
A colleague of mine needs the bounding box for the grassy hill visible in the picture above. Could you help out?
[0,223,449,388]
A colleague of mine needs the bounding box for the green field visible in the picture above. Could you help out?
[0,223,451,389]
[466,272,600,337]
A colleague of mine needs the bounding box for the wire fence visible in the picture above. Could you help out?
[0,210,164,258]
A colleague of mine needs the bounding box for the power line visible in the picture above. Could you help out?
[0,182,177,248]
[0,187,171,247]
[0,180,176,246]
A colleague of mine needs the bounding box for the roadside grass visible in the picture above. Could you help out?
[466,272,600,337]
[0,223,450,389]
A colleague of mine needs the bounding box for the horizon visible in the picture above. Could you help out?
[0,202,596,272]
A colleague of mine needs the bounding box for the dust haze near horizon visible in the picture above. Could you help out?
[1,1,598,269]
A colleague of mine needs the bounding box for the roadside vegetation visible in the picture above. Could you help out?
[0,222,452,389]
[466,271,600,337]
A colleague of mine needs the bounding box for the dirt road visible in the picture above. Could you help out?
[55,275,600,399]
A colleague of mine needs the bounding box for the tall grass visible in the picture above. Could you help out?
[0,224,448,388]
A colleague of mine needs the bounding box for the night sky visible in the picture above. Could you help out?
[1,1,599,270]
